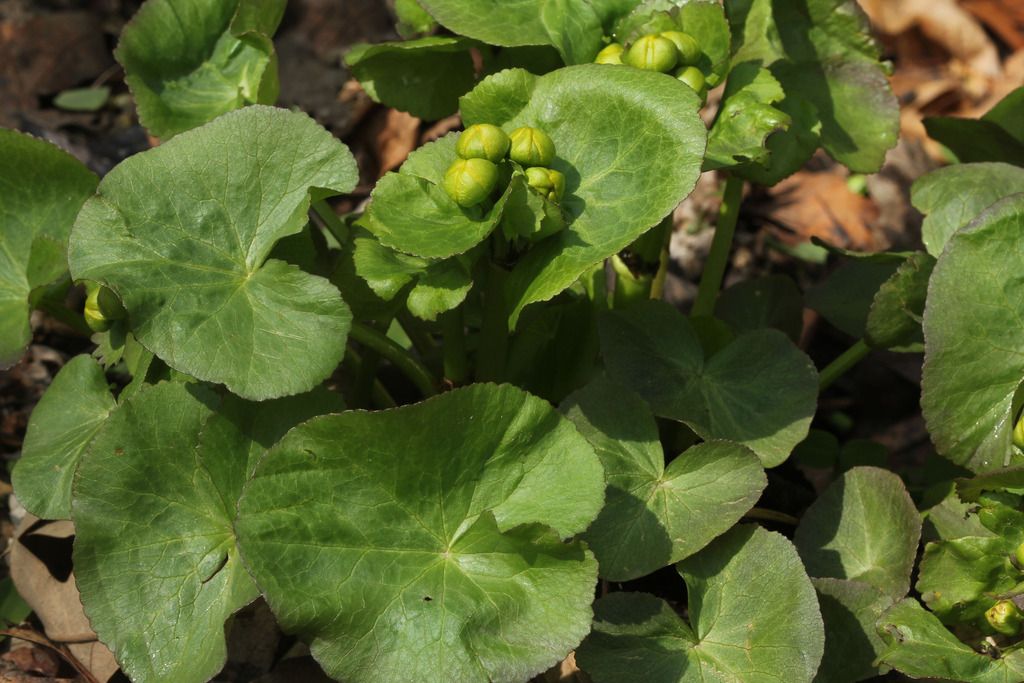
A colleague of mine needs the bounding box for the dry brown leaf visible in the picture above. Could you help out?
[756,171,882,251]
[371,109,421,175]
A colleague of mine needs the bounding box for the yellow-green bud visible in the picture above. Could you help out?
[676,66,707,103]
[443,158,499,207]
[1016,542,1024,569]
[661,31,701,65]
[624,34,678,73]
[509,127,556,167]
[986,600,1023,636]
[594,43,625,65]
[456,124,510,163]
[83,284,125,333]
[525,167,566,202]
[1014,414,1024,450]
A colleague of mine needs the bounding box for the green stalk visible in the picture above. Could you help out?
[692,175,744,317]
[476,262,509,383]
[440,308,469,385]
[743,507,800,526]
[611,255,653,308]
[818,339,871,391]
[349,322,439,397]
[650,240,671,300]
[312,200,349,246]
[343,345,397,409]
[396,311,437,361]
[352,319,392,408]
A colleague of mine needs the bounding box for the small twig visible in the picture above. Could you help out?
[0,627,101,683]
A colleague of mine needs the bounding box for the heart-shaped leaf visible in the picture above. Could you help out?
[116,0,286,139]
[912,162,1024,256]
[418,0,604,63]
[705,62,791,171]
[812,577,894,683]
[599,300,818,466]
[345,37,477,120]
[69,106,357,401]
[576,525,825,683]
[725,0,898,182]
[795,467,922,600]
[12,355,115,520]
[714,273,804,342]
[0,130,97,368]
[878,599,1024,682]
[460,66,706,327]
[921,194,1024,471]
[562,375,766,580]
[235,383,605,683]
[72,381,339,683]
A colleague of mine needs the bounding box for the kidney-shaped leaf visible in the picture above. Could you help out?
[922,195,1024,471]
[12,355,115,520]
[912,162,1024,256]
[116,0,286,139]
[235,383,605,683]
[562,375,766,581]
[600,300,818,466]
[69,106,357,400]
[345,37,477,120]
[461,66,706,327]
[795,467,922,600]
[0,130,97,368]
[577,525,825,683]
[418,0,604,63]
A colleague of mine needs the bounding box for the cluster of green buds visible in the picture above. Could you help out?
[985,599,1023,636]
[83,282,126,333]
[443,123,565,208]
[594,30,707,102]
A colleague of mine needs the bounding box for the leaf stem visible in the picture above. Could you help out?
[692,175,744,317]
[349,322,439,398]
[353,319,391,407]
[475,262,509,383]
[818,339,871,391]
[343,345,397,408]
[440,308,469,385]
[312,200,348,245]
[743,507,800,526]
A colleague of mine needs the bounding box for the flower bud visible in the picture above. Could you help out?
[442,158,499,207]
[594,43,625,65]
[83,283,125,332]
[661,31,701,65]
[509,127,556,167]
[986,600,1023,636]
[624,34,678,73]
[525,167,566,202]
[456,124,510,163]
[1016,542,1024,570]
[676,66,707,103]
[1014,413,1024,450]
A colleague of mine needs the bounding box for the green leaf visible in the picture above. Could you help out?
[69,106,357,400]
[71,382,258,683]
[235,383,605,683]
[877,598,1024,682]
[921,195,1024,471]
[806,258,900,338]
[917,535,1018,624]
[359,134,516,259]
[864,251,934,351]
[923,483,994,541]
[812,578,893,683]
[562,375,766,580]
[0,577,31,625]
[461,66,706,327]
[705,62,791,171]
[353,231,475,321]
[577,526,825,683]
[419,0,603,63]
[912,162,1024,256]
[958,468,1024,502]
[116,0,286,139]
[54,86,111,112]
[794,467,921,599]
[0,130,97,368]
[12,356,116,520]
[725,0,898,180]
[923,90,1024,166]
[394,0,438,37]
[345,38,476,120]
[714,273,804,342]
[599,300,818,466]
